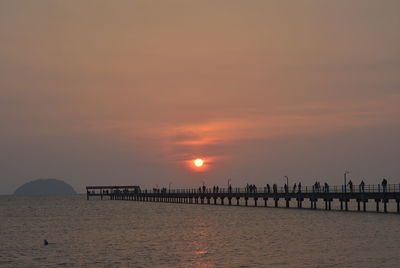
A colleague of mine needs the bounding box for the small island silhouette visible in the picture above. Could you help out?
[14,178,76,195]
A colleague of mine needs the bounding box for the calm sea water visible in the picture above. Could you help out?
[1,195,399,268]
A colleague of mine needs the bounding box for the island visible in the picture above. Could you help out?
[14,178,77,195]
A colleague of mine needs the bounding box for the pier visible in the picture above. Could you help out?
[86,184,400,214]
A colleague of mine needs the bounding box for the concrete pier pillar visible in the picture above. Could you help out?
[207,197,211,205]
[214,197,217,205]
[383,199,388,213]
[285,198,290,208]
[375,199,380,212]
[221,197,224,205]
[254,198,258,207]
[263,198,268,207]
[201,197,204,204]
[274,198,279,208]
[357,200,361,211]
[397,200,400,213]
[228,198,232,205]
[245,197,248,206]
[345,200,348,211]
[236,197,240,206]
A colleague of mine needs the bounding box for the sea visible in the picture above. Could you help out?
[1,195,399,268]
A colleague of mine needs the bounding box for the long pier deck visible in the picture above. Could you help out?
[86,184,400,213]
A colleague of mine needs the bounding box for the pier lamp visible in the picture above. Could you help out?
[344,171,349,193]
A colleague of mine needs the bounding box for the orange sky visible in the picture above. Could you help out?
[1,1,399,193]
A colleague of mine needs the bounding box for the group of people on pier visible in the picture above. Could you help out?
[195,178,391,195]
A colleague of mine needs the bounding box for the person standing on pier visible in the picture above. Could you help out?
[359,180,365,192]
[292,183,297,193]
[382,178,388,192]
[298,182,302,193]
[324,182,329,193]
[348,180,353,193]
[267,184,271,193]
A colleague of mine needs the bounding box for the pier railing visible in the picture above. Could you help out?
[88,184,400,195]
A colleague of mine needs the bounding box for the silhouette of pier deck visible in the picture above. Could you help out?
[86,184,400,213]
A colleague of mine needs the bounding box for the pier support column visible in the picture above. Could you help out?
[397,200,400,213]
[383,199,388,213]
[201,197,204,204]
[221,197,224,205]
[324,200,328,210]
[214,197,217,205]
[285,198,290,208]
[207,197,211,205]
[263,198,268,207]
[340,200,343,210]
[245,197,248,206]
[236,197,240,206]
[375,199,380,212]
[345,200,348,211]
[228,198,232,205]
[363,200,367,212]
[274,198,279,208]
[357,200,361,211]
[254,198,258,207]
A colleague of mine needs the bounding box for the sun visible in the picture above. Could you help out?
[193,158,204,167]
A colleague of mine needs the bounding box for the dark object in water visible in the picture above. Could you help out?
[44,240,49,246]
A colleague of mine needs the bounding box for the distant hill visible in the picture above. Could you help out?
[14,178,76,195]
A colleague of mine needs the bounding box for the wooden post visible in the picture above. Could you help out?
[383,199,388,213]
[397,200,400,213]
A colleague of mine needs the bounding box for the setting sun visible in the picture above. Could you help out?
[193,158,204,167]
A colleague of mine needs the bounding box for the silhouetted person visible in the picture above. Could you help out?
[284,184,288,193]
[44,240,49,246]
[293,183,297,193]
[382,178,388,192]
[273,184,277,194]
[348,180,353,193]
[202,185,206,193]
[228,184,232,193]
[324,182,329,193]
[359,180,365,192]
[267,184,271,193]
[298,182,302,193]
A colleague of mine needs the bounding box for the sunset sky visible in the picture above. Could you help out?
[1,1,399,194]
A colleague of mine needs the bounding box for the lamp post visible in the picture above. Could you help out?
[344,171,349,193]
[284,176,289,192]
